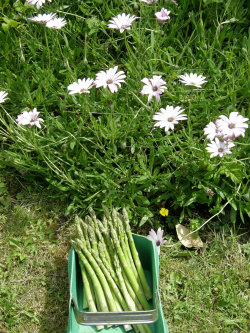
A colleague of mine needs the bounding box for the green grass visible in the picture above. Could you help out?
[1,173,250,333]
[0,177,70,332]
[160,233,250,333]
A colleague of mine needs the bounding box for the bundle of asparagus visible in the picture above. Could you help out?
[71,207,153,333]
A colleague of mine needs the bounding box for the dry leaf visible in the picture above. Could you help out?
[176,224,203,248]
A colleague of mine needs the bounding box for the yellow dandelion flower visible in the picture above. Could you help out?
[160,208,169,217]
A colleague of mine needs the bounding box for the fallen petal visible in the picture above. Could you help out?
[176,224,203,248]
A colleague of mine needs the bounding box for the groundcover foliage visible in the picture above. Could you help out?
[0,0,249,227]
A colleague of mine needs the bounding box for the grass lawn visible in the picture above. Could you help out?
[1,173,250,333]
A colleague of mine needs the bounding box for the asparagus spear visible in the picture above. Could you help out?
[110,225,151,310]
[122,208,152,300]
[79,261,104,331]
[71,241,109,313]
[73,209,154,333]
[113,209,143,289]
[75,239,118,312]
[92,249,128,311]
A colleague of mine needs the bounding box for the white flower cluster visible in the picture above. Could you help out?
[66,70,208,135]
[67,66,126,95]
[204,112,249,158]
[107,7,171,34]
[4,4,248,162]
[28,13,66,30]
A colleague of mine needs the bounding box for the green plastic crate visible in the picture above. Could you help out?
[66,234,168,333]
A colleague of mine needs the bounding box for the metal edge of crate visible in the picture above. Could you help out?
[71,291,159,326]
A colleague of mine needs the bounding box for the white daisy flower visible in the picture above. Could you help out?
[141,75,167,103]
[28,13,57,24]
[154,8,171,22]
[206,138,235,158]
[26,0,52,9]
[203,121,223,141]
[0,91,8,104]
[147,228,166,255]
[108,13,137,33]
[153,105,187,132]
[67,78,94,95]
[216,112,249,139]
[94,66,126,93]
[179,73,207,88]
[16,108,44,129]
[46,17,67,30]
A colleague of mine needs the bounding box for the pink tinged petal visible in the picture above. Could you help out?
[148,229,158,241]
[156,228,164,240]
[155,93,161,102]
[147,235,155,242]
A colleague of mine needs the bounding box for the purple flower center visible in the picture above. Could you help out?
[121,24,129,30]
[152,86,158,92]
[106,79,113,84]
[168,117,174,122]
[156,240,161,246]
[31,115,38,123]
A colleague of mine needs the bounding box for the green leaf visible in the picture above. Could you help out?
[2,18,20,32]
[137,207,153,227]
[218,163,243,184]
[134,194,150,206]
[183,194,197,207]
[8,238,21,249]
[230,206,237,224]
[70,141,76,150]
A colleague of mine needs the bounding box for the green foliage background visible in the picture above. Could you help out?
[0,0,249,227]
